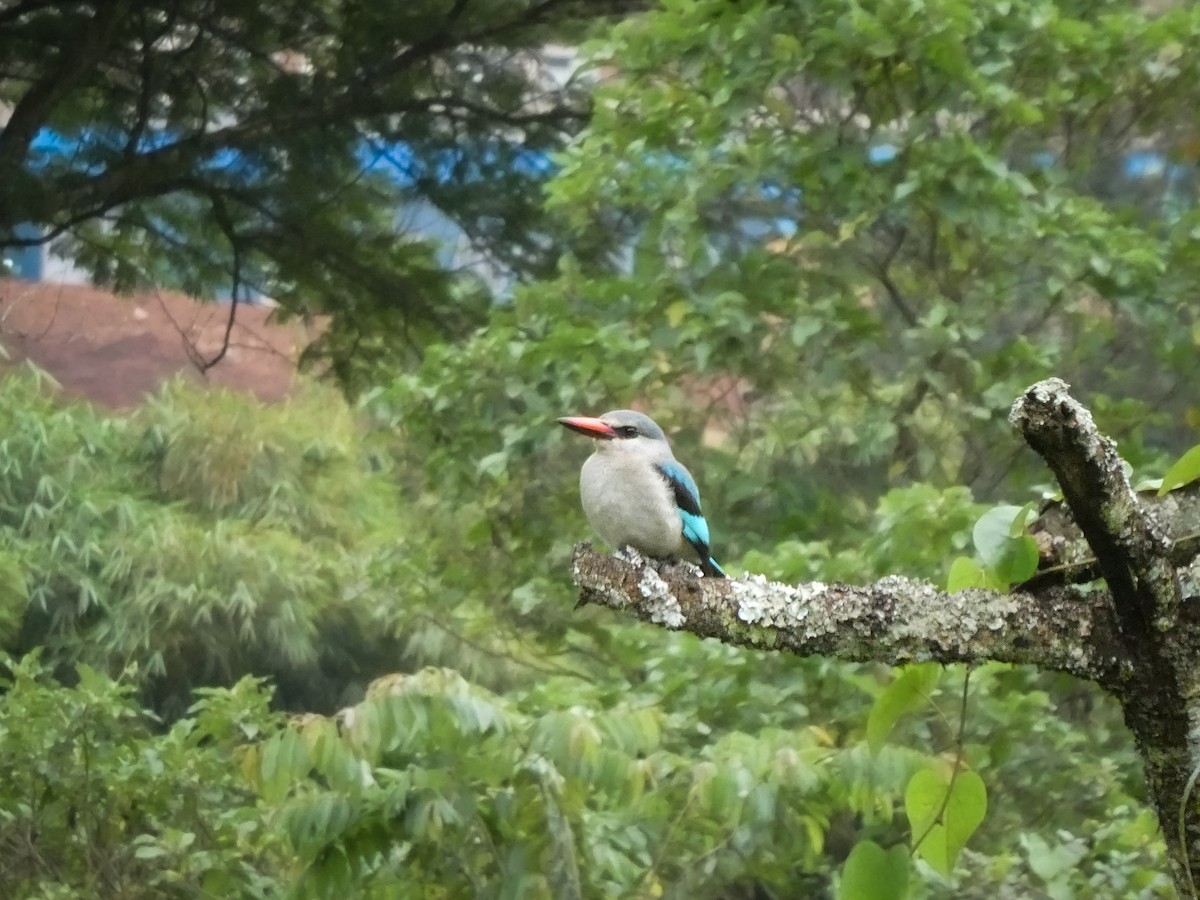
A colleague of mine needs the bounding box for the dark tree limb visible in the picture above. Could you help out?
[1012,377,1182,635]
[0,1,132,171]
[569,378,1200,895]
[1011,379,1200,894]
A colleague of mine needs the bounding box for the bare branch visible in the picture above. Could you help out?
[198,193,242,373]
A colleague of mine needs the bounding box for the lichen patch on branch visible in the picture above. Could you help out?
[637,566,684,628]
[732,574,823,629]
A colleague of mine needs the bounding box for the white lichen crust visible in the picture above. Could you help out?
[637,566,684,628]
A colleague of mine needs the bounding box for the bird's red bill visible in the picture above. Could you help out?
[557,416,617,439]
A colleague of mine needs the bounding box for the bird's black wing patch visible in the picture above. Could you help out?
[654,462,726,578]
[654,461,703,517]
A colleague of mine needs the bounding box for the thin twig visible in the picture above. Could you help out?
[198,196,241,372]
[1178,758,1200,899]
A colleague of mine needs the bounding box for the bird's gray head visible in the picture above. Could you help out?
[557,409,669,446]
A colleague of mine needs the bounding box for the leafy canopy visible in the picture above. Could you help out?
[0,0,633,386]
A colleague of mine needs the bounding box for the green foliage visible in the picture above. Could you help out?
[3,0,1197,894]
[543,0,1200,509]
[0,359,1172,896]
[249,666,859,898]
[1159,442,1200,495]
[0,653,286,899]
[0,371,405,715]
[934,666,1172,898]
[840,841,910,900]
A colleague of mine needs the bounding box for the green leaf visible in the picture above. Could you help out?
[477,450,509,479]
[946,556,988,592]
[1020,831,1087,884]
[866,663,940,754]
[133,842,168,860]
[1009,502,1038,537]
[839,840,910,900]
[259,729,310,804]
[993,534,1040,587]
[972,505,1026,566]
[905,769,988,875]
[972,504,1039,586]
[943,771,987,859]
[281,793,355,855]
[1159,443,1200,495]
[905,770,943,844]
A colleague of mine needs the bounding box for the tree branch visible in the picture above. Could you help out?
[1010,377,1200,889]
[570,544,1126,685]
[0,1,131,172]
[197,194,242,373]
[1010,377,1182,635]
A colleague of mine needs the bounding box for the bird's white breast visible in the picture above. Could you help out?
[579,448,691,560]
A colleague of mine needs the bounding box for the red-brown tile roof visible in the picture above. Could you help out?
[0,281,318,407]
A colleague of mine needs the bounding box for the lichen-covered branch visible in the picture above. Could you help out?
[1009,378,1200,891]
[1012,376,1200,892]
[1026,489,1200,592]
[1011,377,1181,633]
[571,544,1126,684]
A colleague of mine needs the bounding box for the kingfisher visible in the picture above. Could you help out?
[557,409,727,577]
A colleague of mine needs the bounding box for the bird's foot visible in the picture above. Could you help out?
[614,545,651,568]
[613,546,708,580]
[662,557,707,580]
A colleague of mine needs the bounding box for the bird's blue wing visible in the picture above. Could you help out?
[655,460,724,575]
[655,460,704,518]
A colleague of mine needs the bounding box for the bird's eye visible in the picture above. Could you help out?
[618,425,638,438]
